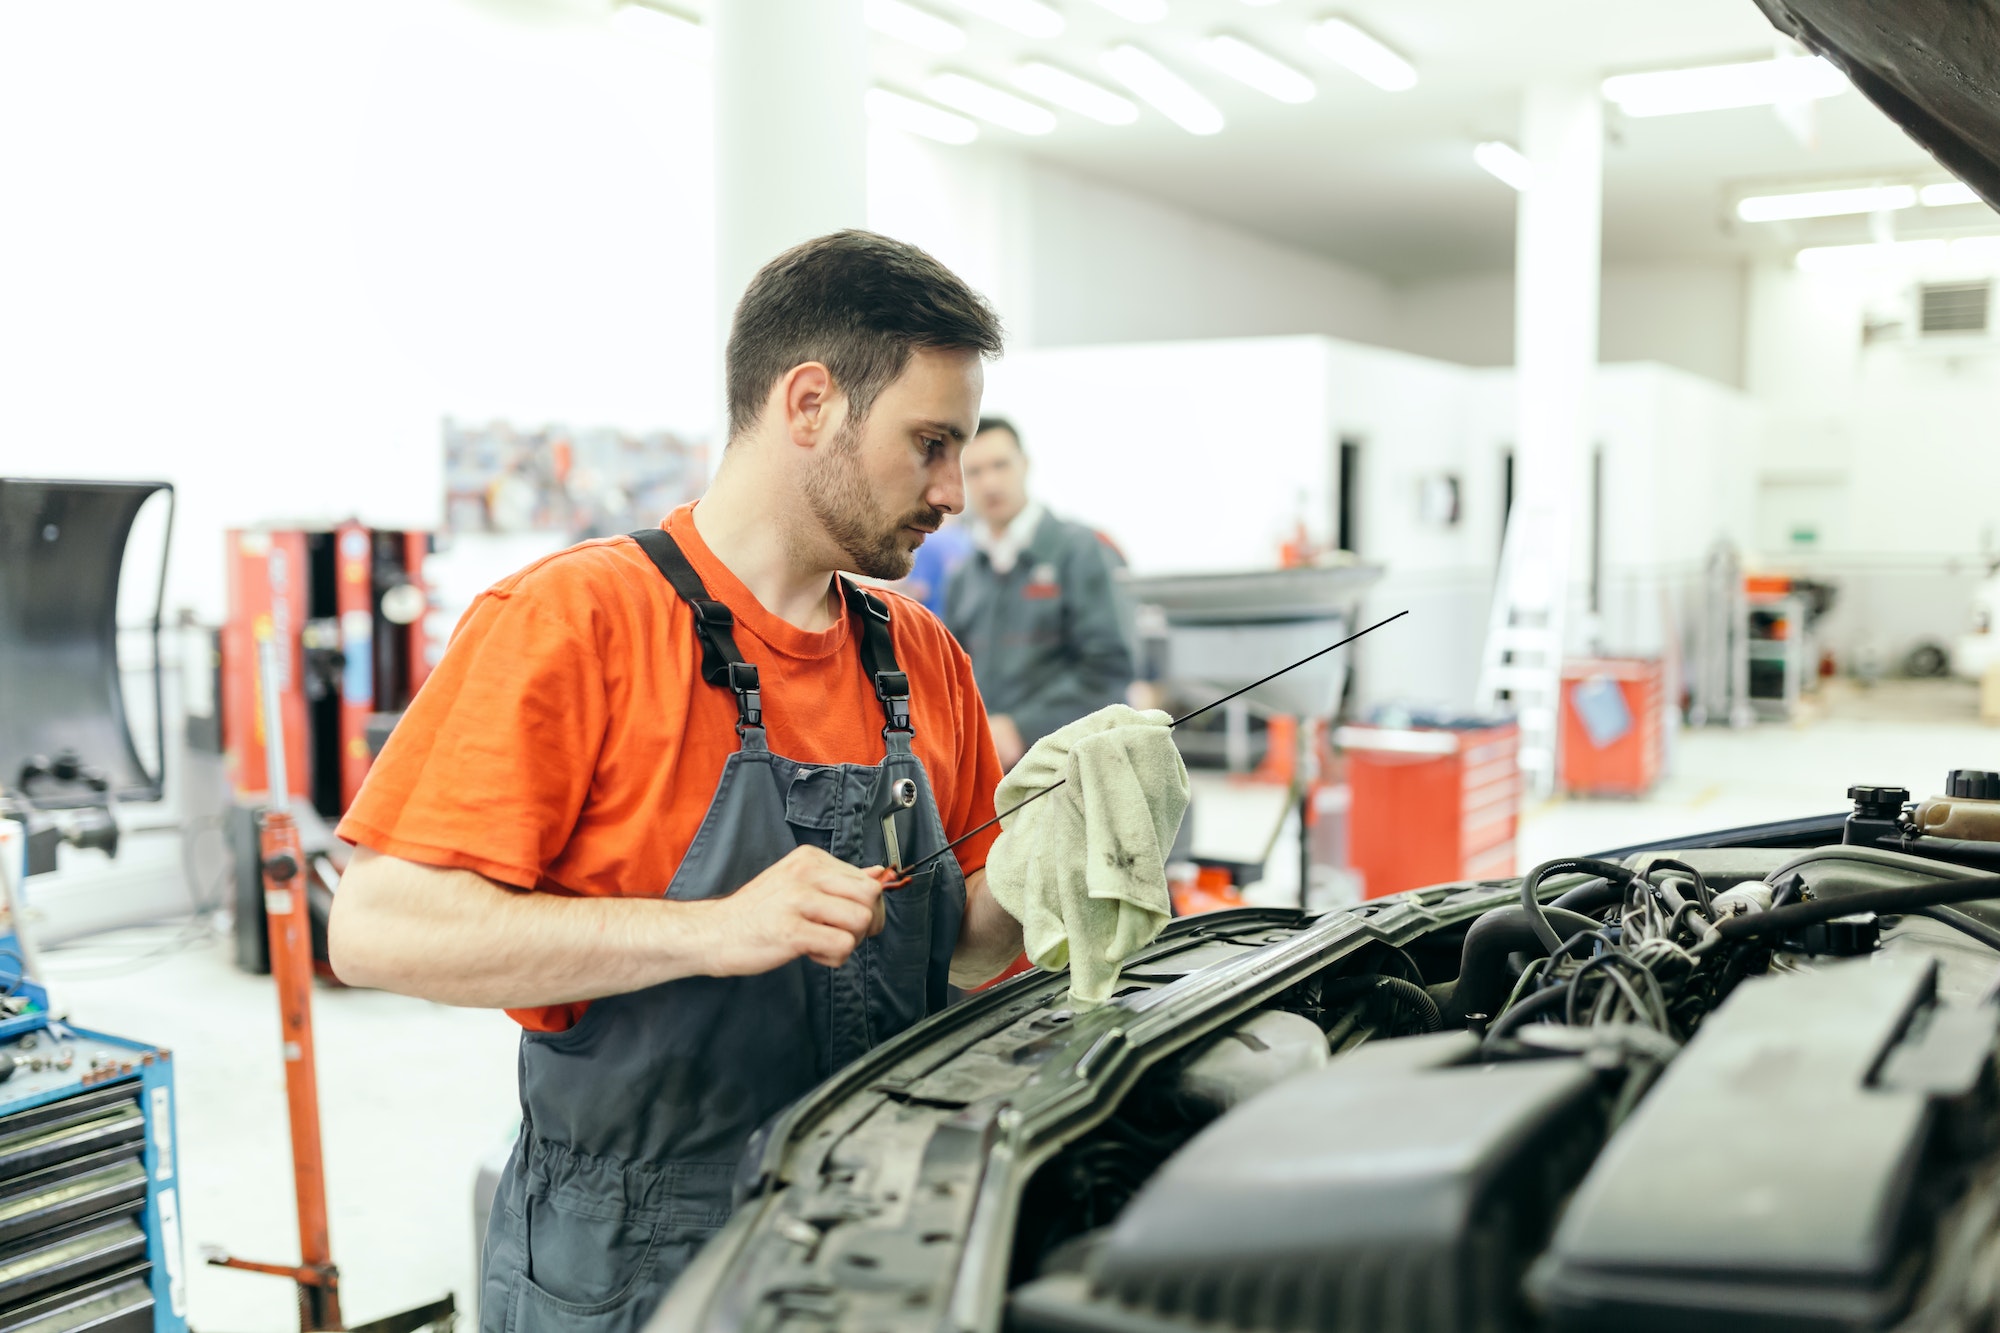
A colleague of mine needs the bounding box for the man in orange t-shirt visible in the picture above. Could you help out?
[327,231,1024,1329]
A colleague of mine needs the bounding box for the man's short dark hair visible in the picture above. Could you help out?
[975,416,1023,452]
[726,230,1004,441]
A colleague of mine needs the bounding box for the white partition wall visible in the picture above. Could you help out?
[982,336,1758,715]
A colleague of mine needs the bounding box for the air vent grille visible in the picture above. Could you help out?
[1920,280,1990,335]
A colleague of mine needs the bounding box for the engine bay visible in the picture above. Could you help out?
[1005,842,2000,1333]
[658,796,2000,1333]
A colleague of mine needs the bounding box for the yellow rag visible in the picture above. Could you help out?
[985,705,1190,1008]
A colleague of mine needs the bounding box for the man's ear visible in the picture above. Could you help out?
[779,362,841,449]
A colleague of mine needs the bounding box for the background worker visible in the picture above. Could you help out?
[325,231,1024,1330]
[945,417,1135,768]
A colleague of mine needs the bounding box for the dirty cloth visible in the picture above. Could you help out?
[986,705,1189,1007]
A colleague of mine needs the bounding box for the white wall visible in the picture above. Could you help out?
[1,0,718,621]
[984,335,1757,711]
[1744,258,2000,665]
[1386,262,1752,390]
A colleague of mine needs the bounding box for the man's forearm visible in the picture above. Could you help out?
[951,868,1024,987]
[329,849,728,1008]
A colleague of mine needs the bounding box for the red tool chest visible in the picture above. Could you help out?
[1339,721,1519,900]
[1559,657,1664,797]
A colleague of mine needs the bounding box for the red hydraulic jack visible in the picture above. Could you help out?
[205,635,456,1333]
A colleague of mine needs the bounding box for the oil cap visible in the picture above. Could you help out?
[1947,770,2000,799]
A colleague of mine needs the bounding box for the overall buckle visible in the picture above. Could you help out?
[874,670,912,733]
[726,661,762,730]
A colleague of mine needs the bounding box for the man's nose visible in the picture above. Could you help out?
[931,467,964,516]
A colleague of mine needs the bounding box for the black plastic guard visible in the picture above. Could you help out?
[0,479,173,808]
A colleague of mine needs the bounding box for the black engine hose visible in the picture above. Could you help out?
[1647,858,1713,914]
[1482,984,1569,1046]
[1521,858,1640,954]
[1695,873,2000,954]
[1366,975,1444,1033]
[1875,834,2000,872]
[1445,905,1605,1026]
[1916,906,2000,954]
[1550,878,1621,915]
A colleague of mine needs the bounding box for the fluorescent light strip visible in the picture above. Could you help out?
[1602,56,1846,117]
[1306,17,1416,92]
[865,0,966,53]
[1737,184,1914,222]
[1012,61,1138,125]
[609,2,712,60]
[1474,141,1531,191]
[866,88,979,145]
[1203,35,1315,104]
[1101,45,1223,135]
[1923,181,1984,208]
[924,72,1057,135]
[1087,0,1168,19]
[940,0,1064,38]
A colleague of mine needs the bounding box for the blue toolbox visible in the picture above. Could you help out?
[0,984,186,1333]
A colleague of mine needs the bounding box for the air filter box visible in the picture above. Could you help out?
[1528,955,1999,1331]
[1010,1031,1605,1333]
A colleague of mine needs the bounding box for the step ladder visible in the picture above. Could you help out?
[1476,509,1570,799]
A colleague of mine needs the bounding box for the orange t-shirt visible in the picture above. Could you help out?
[336,503,1005,1032]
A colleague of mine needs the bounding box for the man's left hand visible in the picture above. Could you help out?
[990,714,1025,769]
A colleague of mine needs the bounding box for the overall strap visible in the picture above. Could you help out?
[628,529,763,733]
[838,579,913,737]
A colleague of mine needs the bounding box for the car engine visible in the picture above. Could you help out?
[1004,838,2000,1333]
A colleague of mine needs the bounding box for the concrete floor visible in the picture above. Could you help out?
[31,678,1997,1333]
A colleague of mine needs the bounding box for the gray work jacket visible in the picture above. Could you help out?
[944,508,1135,749]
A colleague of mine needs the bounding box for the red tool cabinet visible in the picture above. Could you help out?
[1559,658,1664,797]
[1339,721,1519,900]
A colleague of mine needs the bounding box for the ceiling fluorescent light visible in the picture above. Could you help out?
[610,2,711,60]
[1013,62,1138,125]
[1474,141,1531,191]
[866,88,980,145]
[1737,184,1914,222]
[1602,56,1846,117]
[1306,18,1416,92]
[866,0,967,53]
[1101,45,1224,135]
[1923,181,1984,208]
[940,0,1064,38]
[1203,35,1315,103]
[924,72,1058,134]
[1088,0,1169,19]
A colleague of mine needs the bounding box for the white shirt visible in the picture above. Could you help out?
[972,501,1045,577]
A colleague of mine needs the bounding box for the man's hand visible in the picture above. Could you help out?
[703,845,889,976]
[990,714,1026,769]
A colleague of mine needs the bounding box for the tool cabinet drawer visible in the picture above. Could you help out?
[0,1219,148,1313]
[0,1266,152,1333]
[0,1152,148,1252]
[0,1095,144,1189]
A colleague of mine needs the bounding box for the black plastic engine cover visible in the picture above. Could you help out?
[1529,955,1998,1332]
[1011,1031,1605,1333]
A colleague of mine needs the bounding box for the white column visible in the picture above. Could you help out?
[713,0,869,335]
[1496,83,1602,794]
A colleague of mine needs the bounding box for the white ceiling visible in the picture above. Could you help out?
[868,0,1981,281]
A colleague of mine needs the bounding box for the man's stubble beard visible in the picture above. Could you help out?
[799,419,942,581]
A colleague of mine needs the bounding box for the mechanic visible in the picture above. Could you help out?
[326,230,1026,1328]
[945,417,1135,769]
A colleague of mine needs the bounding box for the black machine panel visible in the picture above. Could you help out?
[0,479,173,809]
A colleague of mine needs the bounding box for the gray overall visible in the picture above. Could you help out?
[479,529,968,1333]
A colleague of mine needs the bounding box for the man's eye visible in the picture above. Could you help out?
[924,438,945,454]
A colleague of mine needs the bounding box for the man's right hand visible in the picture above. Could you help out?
[704,845,890,976]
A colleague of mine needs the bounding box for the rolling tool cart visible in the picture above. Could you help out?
[0,830,189,1333]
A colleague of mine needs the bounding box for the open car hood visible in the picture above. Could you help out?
[1756,0,2000,209]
